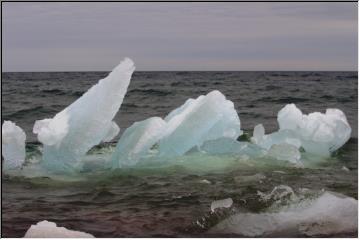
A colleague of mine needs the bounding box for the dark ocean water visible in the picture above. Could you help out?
[2,71,358,237]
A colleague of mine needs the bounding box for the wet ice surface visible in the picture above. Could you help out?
[2,138,358,237]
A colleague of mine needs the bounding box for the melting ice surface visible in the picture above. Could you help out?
[2,121,26,170]
[32,58,135,173]
[24,220,94,238]
[209,190,357,237]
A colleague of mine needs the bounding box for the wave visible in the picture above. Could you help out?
[128,89,172,96]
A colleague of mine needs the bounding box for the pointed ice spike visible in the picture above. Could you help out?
[33,58,135,172]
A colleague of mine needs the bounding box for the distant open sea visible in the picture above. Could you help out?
[2,71,358,237]
[2,71,358,141]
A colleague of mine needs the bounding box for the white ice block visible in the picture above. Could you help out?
[2,121,26,170]
[158,90,242,157]
[33,58,135,172]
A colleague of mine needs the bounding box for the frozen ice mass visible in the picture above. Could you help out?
[2,121,26,170]
[32,58,135,172]
[24,220,94,238]
[158,90,242,157]
[1,59,352,174]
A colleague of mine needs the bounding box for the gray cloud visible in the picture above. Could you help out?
[2,2,357,71]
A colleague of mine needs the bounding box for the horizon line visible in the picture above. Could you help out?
[2,69,358,73]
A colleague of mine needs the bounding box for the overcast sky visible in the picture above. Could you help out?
[2,2,358,71]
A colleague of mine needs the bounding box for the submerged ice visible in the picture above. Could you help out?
[33,58,135,172]
[209,191,357,237]
[2,121,26,170]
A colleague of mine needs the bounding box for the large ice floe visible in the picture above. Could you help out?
[208,190,358,237]
[2,121,26,170]
[32,58,135,172]
[24,220,94,238]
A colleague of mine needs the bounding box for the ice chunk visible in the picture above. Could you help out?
[251,124,265,144]
[24,220,94,238]
[200,137,265,157]
[277,104,351,156]
[159,90,242,156]
[257,185,297,203]
[251,125,301,150]
[211,198,233,212]
[102,121,120,142]
[33,58,135,172]
[267,143,301,165]
[277,103,303,130]
[2,121,26,170]
[111,117,166,168]
[199,179,211,184]
[209,192,357,237]
[341,166,350,172]
[234,173,266,184]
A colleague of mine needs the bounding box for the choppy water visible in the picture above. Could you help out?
[2,71,358,237]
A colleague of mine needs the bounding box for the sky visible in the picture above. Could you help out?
[2,2,358,71]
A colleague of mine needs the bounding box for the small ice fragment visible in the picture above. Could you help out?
[112,117,166,168]
[251,124,265,144]
[234,173,266,184]
[2,121,26,170]
[33,58,135,172]
[199,179,211,184]
[267,143,301,164]
[159,90,242,157]
[211,198,233,212]
[102,121,120,142]
[24,220,94,238]
[257,185,297,203]
[341,166,350,172]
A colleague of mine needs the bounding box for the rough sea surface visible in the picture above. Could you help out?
[2,71,358,237]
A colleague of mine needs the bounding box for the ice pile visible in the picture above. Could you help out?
[3,58,352,174]
[2,121,26,170]
[209,191,357,237]
[33,58,135,172]
[251,104,351,157]
[112,90,242,167]
[24,220,94,238]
